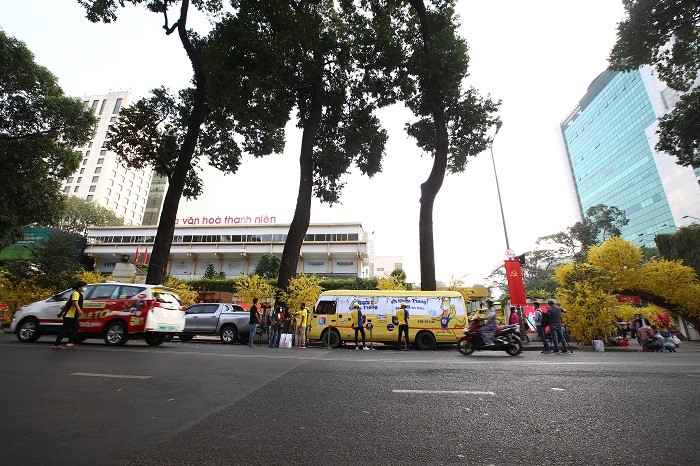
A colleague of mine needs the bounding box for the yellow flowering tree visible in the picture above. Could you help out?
[376,276,406,290]
[164,276,198,307]
[555,236,700,343]
[0,272,53,318]
[279,274,323,313]
[234,274,277,307]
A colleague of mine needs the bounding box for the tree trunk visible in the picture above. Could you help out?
[276,50,325,291]
[409,0,448,291]
[146,0,206,285]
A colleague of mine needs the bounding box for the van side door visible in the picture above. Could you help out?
[310,300,337,339]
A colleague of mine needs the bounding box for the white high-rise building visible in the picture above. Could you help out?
[61,91,153,225]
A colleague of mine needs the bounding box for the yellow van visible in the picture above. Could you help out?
[308,290,467,350]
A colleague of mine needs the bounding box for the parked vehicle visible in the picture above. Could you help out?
[457,318,522,356]
[10,282,185,346]
[178,303,251,344]
[308,290,468,350]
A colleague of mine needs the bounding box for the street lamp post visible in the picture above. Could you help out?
[489,121,510,251]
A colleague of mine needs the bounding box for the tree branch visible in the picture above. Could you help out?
[163,0,179,35]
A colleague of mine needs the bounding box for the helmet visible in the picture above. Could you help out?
[400,303,407,308]
[353,303,359,308]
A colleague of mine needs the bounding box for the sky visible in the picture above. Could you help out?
[0,0,626,285]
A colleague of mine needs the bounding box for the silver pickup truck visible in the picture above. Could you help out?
[178,303,251,344]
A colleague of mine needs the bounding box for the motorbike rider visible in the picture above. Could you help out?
[479,299,497,346]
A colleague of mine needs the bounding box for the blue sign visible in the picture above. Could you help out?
[366,323,373,330]
[387,324,395,331]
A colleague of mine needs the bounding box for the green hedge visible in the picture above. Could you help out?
[185,276,381,293]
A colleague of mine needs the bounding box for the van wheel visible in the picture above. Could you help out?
[220,325,238,344]
[16,317,41,343]
[144,332,166,346]
[104,321,128,346]
[321,329,341,348]
[414,331,436,350]
[179,335,194,343]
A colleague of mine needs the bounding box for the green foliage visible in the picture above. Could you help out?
[2,231,84,292]
[609,1,700,167]
[390,268,407,283]
[656,88,700,167]
[49,195,124,236]
[0,30,96,249]
[655,225,700,277]
[253,253,281,279]
[203,263,217,279]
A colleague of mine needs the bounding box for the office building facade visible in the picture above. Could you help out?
[558,67,700,246]
[61,92,154,225]
[85,222,370,279]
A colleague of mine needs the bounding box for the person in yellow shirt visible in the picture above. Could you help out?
[294,303,308,348]
[351,303,369,350]
[396,302,410,351]
[53,281,87,349]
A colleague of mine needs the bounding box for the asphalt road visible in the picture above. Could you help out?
[1,334,699,466]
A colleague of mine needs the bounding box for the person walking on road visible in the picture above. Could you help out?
[396,303,410,351]
[351,303,369,350]
[533,302,551,354]
[53,281,87,349]
[248,298,260,347]
[294,303,308,348]
[547,300,572,353]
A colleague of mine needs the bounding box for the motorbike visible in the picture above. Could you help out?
[458,317,523,356]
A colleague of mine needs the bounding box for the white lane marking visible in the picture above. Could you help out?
[551,387,565,391]
[71,372,151,379]
[392,389,495,396]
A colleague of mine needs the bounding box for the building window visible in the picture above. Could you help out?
[112,170,117,177]
[82,101,89,110]
[91,176,99,183]
[106,188,111,196]
[113,98,123,114]
[110,116,117,122]
[88,141,93,148]
[94,167,101,174]
[85,151,90,157]
[82,159,87,165]
[63,186,70,193]
[100,149,107,155]
[98,99,107,115]
[73,186,79,192]
[104,197,109,204]
[97,158,104,165]
[67,177,74,183]
[89,185,96,192]
[91,100,99,111]
[87,195,94,201]
[77,177,82,183]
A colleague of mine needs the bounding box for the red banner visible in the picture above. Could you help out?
[504,260,527,306]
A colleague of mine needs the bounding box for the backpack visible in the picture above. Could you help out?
[58,300,70,318]
[540,311,551,327]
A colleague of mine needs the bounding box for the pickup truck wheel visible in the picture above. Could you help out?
[144,332,166,346]
[220,325,238,344]
[179,335,194,343]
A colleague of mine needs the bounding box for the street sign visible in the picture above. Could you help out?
[506,249,516,260]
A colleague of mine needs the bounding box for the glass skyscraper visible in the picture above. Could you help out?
[558,66,700,247]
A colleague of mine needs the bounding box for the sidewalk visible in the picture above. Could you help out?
[520,334,700,352]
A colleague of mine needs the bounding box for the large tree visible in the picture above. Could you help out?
[655,224,700,277]
[79,0,224,285]
[205,0,389,291]
[49,195,124,237]
[0,30,96,249]
[609,0,700,167]
[392,0,499,290]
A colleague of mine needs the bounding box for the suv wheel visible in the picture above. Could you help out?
[104,321,128,346]
[16,317,41,343]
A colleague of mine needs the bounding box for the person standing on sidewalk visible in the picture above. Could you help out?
[547,300,572,353]
[53,281,87,349]
[248,298,260,347]
[351,303,369,350]
[294,303,308,348]
[396,303,410,351]
[533,302,551,354]
[269,305,282,348]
